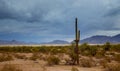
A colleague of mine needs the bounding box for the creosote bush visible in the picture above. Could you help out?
[47,55,60,66]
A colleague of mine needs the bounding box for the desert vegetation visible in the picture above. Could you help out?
[0,43,120,71]
[1,64,22,71]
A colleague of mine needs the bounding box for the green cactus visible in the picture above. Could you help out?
[74,18,80,65]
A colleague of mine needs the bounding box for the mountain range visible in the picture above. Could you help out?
[81,34,120,44]
[41,40,69,44]
[0,40,26,45]
[0,34,120,45]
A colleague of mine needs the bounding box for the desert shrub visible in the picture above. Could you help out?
[14,54,26,59]
[66,46,79,65]
[64,46,73,53]
[47,55,60,65]
[80,43,97,56]
[71,67,79,71]
[1,64,22,71]
[50,47,65,54]
[0,53,13,62]
[0,46,72,53]
[104,42,111,51]
[100,59,108,68]
[81,50,90,56]
[114,54,120,62]
[30,47,40,52]
[84,46,97,56]
[80,58,96,67]
[80,43,90,52]
[111,44,120,52]
[50,48,59,54]
[88,46,97,56]
[95,49,105,59]
[64,43,80,65]
[104,56,111,63]
[29,53,40,61]
[39,46,51,53]
[105,64,120,71]
[0,46,32,53]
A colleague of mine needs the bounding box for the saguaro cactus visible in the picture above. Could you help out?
[74,18,80,65]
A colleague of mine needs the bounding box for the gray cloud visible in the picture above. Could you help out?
[0,0,15,19]
[0,0,120,42]
[105,7,120,17]
[0,0,50,22]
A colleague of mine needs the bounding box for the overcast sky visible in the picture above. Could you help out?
[0,0,120,43]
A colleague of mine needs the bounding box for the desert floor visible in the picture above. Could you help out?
[0,53,104,71]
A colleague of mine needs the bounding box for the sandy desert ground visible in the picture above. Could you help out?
[0,58,103,71]
[0,52,106,71]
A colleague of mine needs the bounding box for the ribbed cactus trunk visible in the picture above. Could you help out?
[75,18,80,65]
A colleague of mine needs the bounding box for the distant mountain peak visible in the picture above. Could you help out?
[42,40,69,44]
[0,34,120,45]
[81,34,120,44]
[0,40,25,45]
[113,34,120,37]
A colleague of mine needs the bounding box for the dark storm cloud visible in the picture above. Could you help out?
[103,0,120,33]
[0,0,47,22]
[0,0,120,42]
[0,0,14,19]
[105,7,120,17]
[104,0,120,17]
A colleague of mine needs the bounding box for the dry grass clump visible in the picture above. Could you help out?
[95,50,105,59]
[47,55,60,66]
[105,63,120,71]
[79,58,96,67]
[80,58,96,67]
[114,54,120,62]
[71,67,79,71]
[1,64,22,71]
[14,54,27,59]
[0,53,13,62]
[29,53,40,61]
[67,52,78,65]
[99,59,108,68]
